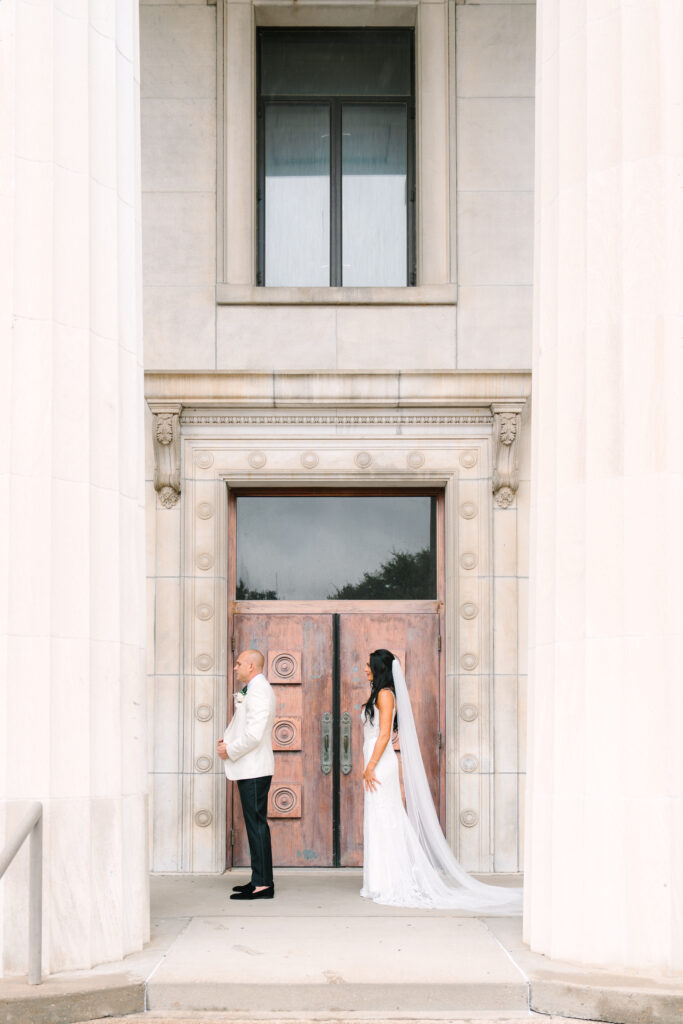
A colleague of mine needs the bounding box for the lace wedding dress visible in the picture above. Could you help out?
[361,660,522,913]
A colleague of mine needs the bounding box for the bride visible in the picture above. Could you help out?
[361,648,522,913]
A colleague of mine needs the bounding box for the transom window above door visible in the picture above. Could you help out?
[235,493,437,601]
[257,29,415,288]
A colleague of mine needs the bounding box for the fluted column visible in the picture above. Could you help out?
[525,1,683,970]
[0,1,148,973]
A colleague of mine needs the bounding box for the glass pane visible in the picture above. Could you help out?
[342,105,407,286]
[265,105,330,286]
[236,496,436,601]
[261,30,411,98]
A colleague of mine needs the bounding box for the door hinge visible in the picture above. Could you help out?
[230,828,236,847]
[437,731,443,750]
[437,634,442,652]
[231,635,235,652]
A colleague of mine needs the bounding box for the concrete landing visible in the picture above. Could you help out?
[147,871,527,1013]
[2,872,682,1024]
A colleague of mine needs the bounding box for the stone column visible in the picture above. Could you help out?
[0,1,148,973]
[525,1,683,970]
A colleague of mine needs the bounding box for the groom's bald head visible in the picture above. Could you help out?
[234,648,264,684]
[243,649,264,671]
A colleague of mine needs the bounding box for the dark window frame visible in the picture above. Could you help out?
[256,28,416,287]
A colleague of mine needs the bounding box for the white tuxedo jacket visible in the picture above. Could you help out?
[223,673,276,781]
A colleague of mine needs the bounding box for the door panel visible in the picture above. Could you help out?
[338,612,440,867]
[232,614,334,866]
[230,609,440,868]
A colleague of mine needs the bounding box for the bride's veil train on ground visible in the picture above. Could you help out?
[392,658,523,913]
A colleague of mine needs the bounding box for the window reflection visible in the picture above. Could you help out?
[258,29,414,287]
[236,496,437,600]
[265,105,330,286]
[342,105,407,287]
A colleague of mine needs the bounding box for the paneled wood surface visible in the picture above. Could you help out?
[230,611,440,868]
[232,614,334,867]
[338,612,440,867]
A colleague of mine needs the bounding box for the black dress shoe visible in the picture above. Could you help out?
[232,882,254,893]
[230,885,274,901]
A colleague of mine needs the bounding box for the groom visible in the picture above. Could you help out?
[217,648,277,900]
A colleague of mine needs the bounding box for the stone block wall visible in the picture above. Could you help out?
[140,0,536,374]
[140,0,535,875]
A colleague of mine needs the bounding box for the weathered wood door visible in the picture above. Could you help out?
[229,608,441,867]
[231,613,335,867]
[338,612,441,866]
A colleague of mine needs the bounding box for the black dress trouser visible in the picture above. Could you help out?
[236,775,273,887]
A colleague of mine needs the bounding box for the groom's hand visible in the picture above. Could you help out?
[217,740,229,761]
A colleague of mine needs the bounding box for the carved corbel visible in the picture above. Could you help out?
[151,404,182,508]
[491,404,523,508]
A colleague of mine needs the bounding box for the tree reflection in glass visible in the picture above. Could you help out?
[329,548,433,599]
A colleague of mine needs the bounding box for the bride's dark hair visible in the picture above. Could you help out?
[363,648,399,732]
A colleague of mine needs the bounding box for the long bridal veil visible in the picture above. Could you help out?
[391,658,523,913]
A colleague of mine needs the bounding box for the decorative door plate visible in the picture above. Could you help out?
[268,783,302,818]
[268,650,302,684]
[272,717,302,751]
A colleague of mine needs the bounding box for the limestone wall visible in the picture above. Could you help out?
[140,0,535,875]
[140,0,536,373]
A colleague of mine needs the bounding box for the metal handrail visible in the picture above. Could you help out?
[0,802,43,984]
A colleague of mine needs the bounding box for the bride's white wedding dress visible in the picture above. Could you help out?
[361,661,522,913]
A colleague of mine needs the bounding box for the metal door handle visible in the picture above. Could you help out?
[341,712,352,775]
[321,712,332,774]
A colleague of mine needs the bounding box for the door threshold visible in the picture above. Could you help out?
[226,866,363,875]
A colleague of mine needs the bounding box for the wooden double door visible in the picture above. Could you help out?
[229,607,442,867]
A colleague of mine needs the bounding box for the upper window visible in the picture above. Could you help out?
[257,29,415,288]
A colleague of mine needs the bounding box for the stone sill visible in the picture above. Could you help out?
[215,284,457,306]
[145,370,532,409]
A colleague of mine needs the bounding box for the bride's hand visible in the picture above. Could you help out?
[363,763,381,792]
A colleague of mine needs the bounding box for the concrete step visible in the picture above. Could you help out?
[0,974,143,1024]
[145,914,528,1014]
[72,1016,571,1024]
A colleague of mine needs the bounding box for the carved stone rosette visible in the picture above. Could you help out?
[151,404,182,508]
[491,405,522,508]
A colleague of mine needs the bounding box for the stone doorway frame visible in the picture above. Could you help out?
[145,371,530,874]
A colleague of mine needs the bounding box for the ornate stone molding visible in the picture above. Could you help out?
[180,413,493,426]
[151,404,182,508]
[491,404,523,508]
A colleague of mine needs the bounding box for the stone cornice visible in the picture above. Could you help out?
[144,370,532,410]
